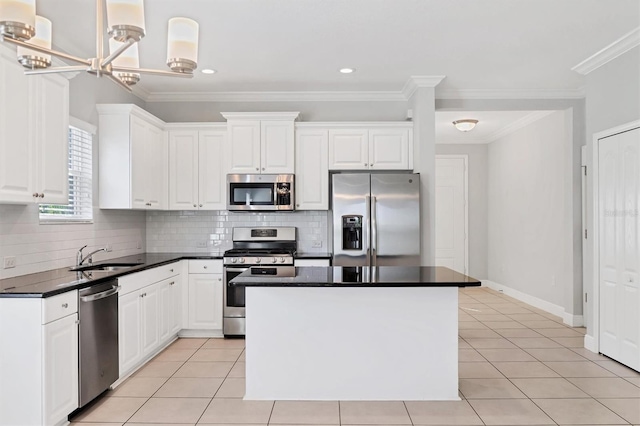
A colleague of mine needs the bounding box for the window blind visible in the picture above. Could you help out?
[39,125,93,222]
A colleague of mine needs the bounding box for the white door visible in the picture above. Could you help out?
[188,274,223,330]
[118,291,142,375]
[435,156,468,274]
[130,116,148,209]
[599,127,640,371]
[227,121,261,173]
[43,313,78,426]
[261,121,295,173]
[157,279,173,343]
[145,125,167,209]
[141,284,160,356]
[199,130,227,209]
[368,129,409,170]
[295,129,329,210]
[328,129,369,170]
[169,130,199,210]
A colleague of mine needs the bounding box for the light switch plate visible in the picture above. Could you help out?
[3,256,16,269]
[196,241,207,248]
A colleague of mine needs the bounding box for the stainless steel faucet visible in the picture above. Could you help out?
[76,245,108,267]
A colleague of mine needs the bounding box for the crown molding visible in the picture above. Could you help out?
[572,27,640,75]
[437,88,586,99]
[220,111,300,121]
[401,75,447,99]
[144,90,408,103]
[484,110,556,143]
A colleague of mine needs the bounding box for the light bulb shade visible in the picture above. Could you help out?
[109,38,140,85]
[166,17,198,73]
[17,15,51,68]
[0,0,36,40]
[453,119,478,132]
[106,0,145,42]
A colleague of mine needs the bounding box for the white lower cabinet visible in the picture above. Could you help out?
[118,263,181,377]
[187,260,223,331]
[294,259,331,267]
[0,291,78,426]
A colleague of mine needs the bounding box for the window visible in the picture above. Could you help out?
[39,119,94,223]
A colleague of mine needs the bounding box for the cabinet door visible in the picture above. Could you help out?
[369,129,410,170]
[199,130,227,209]
[295,129,329,210]
[35,74,69,204]
[170,277,182,335]
[118,291,142,375]
[141,284,160,356]
[328,129,369,170]
[130,116,148,209]
[0,48,35,203]
[227,121,261,173]
[188,274,223,330]
[145,125,168,209]
[169,130,199,210]
[158,279,173,344]
[261,121,294,173]
[43,313,78,425]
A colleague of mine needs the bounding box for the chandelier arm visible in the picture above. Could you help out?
[96,0,104,60]
[113,66,194,78]
[24,65,89,75]
[2,36,91,65]
[101,38,135,68]
[107,74,132,92]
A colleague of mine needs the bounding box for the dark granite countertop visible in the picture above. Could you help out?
[0,252,224,298]
[294,252,332,259]
[230,266,481,288]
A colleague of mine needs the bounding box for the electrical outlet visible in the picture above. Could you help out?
[196,241,207,248]
[105,243,113,252]
[3,256,16,269]
[312,240,322,248]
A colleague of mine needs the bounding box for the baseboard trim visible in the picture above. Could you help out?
[584,334,598,353]
[179,329,224,338]
[482,280,584,327]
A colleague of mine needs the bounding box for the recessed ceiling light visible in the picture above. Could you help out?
[201,69,216,74]
[339,68,355,74]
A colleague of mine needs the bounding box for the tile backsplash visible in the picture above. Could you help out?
[0,204,146,281]
[146,210,330,254]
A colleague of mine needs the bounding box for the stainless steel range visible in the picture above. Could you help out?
[223,227,296,336]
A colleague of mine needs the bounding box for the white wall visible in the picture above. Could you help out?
[435,144,488,279]
[487,110,572,310]
[0,74,147,283]
[146,210,329,254]
[584,46,640,337]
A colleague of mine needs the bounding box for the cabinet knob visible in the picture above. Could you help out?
[193,204,197,207]
[32,193,38,197]
[39,193,44,198]
[296,204,300,207]
[369,164,373,167]
[169,281,175,286]
[203,265,208,269]
[61,303,68,308]
[199,204,203,207]
[218,278,221,281]
[170,269,174,272]
[255,167,259,171]
[262,167,265,171]
[364,163,367,167]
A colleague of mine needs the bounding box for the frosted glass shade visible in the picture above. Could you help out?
[106,0,145,41]
[109,38,140,84]
[0,0,36,39]
[17,15,51,67]
[166,17,198,71]
[452,119,478,132]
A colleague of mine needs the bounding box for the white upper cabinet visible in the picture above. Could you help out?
[98,104,168,210]
[328,124,413,171]
[168,126,227,210]
[0,45,69,204]
[295,128,329,210]
[222,112,299,174]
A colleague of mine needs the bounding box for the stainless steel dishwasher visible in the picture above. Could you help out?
[78,279,120,408]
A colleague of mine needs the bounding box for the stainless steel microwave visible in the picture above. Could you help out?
[227,174,295,211]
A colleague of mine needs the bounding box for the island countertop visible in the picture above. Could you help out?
[230,266,480,287]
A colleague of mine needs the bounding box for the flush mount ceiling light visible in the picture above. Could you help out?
[339,67,355,74]
[453,119,479,132]
[0,0,199,91]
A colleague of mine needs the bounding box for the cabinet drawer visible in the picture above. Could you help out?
[42,290,78,324]
[188,259,223,274]
[119,261,181,295]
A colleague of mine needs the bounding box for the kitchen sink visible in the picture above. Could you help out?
[70,262,143,272]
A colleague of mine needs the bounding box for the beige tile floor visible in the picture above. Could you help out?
[70,287,640,426]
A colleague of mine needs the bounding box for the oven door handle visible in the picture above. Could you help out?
[225,267,251,273]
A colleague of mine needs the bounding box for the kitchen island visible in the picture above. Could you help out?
[231,266,481,401]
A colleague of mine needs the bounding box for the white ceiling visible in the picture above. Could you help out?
[33,0,639,99]
[435,111,550,144]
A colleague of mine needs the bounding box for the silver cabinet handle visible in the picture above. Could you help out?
[170,269,174,272]
[169,281,175,286]
[364,163,367,167]
[39,193,44,198]
[199,204,202,207]
[262,167,265,171]
[61,303,68,308]
[203,265,208,269]
[255,167,259,171]
[193,204,196,207]
[218,278,221,281]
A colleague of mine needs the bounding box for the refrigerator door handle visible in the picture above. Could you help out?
[365,195,372,266]
[371,195,377,267]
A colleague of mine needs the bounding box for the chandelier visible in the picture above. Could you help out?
[0,0,199,91]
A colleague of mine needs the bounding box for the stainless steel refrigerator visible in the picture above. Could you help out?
[332,173,420,266]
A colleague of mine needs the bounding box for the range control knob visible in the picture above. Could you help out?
[239,258,245,264]
[280,257,286,263]
[231,258,237,264]
[271,258,277,263]
[255,257,261,263]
